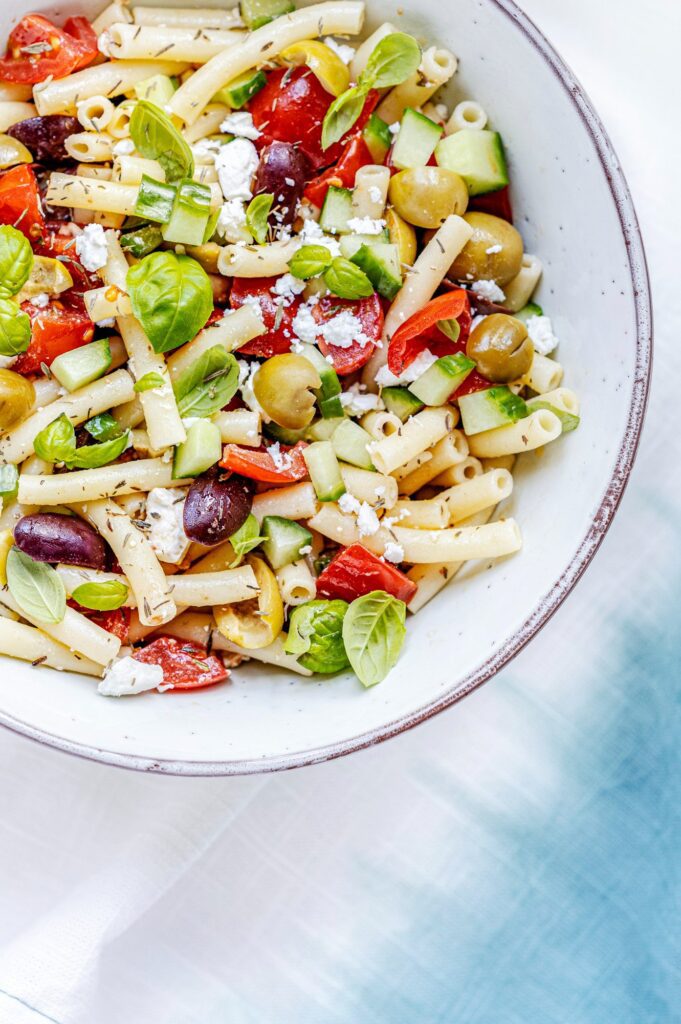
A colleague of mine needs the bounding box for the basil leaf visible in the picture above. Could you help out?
[324,257,374,300]
[6,546,66,625]
[245,193,273,244]
[342,590,406,687]
[129,100,194,183]
[127,251,213,354]
[134,371,165,393]
[362,32,422,89]
[289,244,333,280]
[228,513,264,566]
[437,318,461,343]
[72,579,129,611]
[0,225,33,297]
[0,298,31,356]
[321,84,368,150]
[0,463,18,500]
[67,430,131,470]
[34,413,77,464]
[173,344,239,417]
[84,413,124,442]
[285,599,350,674]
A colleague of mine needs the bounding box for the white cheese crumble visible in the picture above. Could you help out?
[338,492,361,515]
[291,304,319,345]
[319,310,370,349]
[215,198,249,243]
[297,217,341,258]
[485,244,503,255]
[215,138,259,201]
[356,501,380,537]
[383,542,405,564]
[220,111,262,141]
[237,359,266,417]
[74,223,108,272]
[375,347,438,387]
[31,292,50,308]
[145,487,190,564]
[193,137,224,163]
[98,656,165,697]
[471,279,506,303]
[389,121,401,135]
[368,185,383,205]
[347,216,385,235]
[339,382,384,416]
[526,314,559,356]
[272,273,306,306]
[112,138,135,157]
[323,36,356,63]
[267,441,293,472]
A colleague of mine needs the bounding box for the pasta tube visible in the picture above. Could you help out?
[0,617,103,677]
[18,458,188,506]
[34,60,189,116]
[368,407,456,475]
[0,590,120,666]
[467,410,562,458]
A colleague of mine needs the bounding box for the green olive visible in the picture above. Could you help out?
[449,212,523,286]
[0,370,35,432]
[253,354,321,429]
[466,314,534,383]
[388,167,469,229]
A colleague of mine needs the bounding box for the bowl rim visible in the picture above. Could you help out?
[0,0,653,776]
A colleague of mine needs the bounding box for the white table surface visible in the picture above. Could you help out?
[0,2,678,1021]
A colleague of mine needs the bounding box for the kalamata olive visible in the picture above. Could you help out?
[253,142,310,227]
[0,370,35,432]
[253,354,320,429]
[183,470,254,546]
[7,116,80,167]
[448,212,524,286]
[14,512,107,569]
[466,313,534,383]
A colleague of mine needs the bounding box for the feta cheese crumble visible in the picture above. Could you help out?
[237,359,266,417]
[296,217,341,258]
[526,314,559,356]
[272,273,306,306]
[383,542,405,564]
[215,198,249,243]
[339,382,384,416]
[193,137,224,162]
[215,138,259,201]
[112,138,135,157]
[220,111,262,141]
[356,501,381,537]
[485,244,503,255]
[389,121,401,135]
[31,292,50,308]
[323,36,356,63]
[368,185,383,205]
[347,216,386,235]
[267,441,294,472]
[375,348,438,387]
[98,656,165,697]
[291,304,319,345]
[471,279,506,303]
[74,223,108,272]
[145,487,190,564]
[319,310,370,349]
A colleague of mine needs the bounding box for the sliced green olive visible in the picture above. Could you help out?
[449,212,524,286]
[0,369,35,432]
[253,353,321,429]
[388,166,469,229]
[466,313,534,383]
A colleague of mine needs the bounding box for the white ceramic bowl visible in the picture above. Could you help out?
[0,0,651,773]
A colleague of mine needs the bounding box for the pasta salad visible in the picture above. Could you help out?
[0,0,578,696]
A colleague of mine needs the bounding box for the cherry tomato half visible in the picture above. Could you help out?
[14,298,94,376]
[230,277,303,357]
[134,636,229,691]
[314,293,383,375]
[0,164,45,240]
[0,14,97,84]
[316,545,417,604]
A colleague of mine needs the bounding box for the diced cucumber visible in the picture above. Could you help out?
[381,386,424,422]
[332,419,374,471]
[0,464,18,501]
[120,223,164,257]
[363,113,392,163]
[162,179,211,245]
[303,441,345,501]
[264,422,308,445]
[526,396,580,434]
[458,386,528,435]
[391,107,443,170]
[240,0,295,30]
[409,353,475,406]
[51,338,111,392]
[213,69,267,108]
[319,185,354,234]
[306,417,346,442]
[339,233,390,260]
[261,515,312,570]
[133,73,178,106]
[135,175,177,223]
[297,343,343,419]
[173,420,222,477]
[435,129,509,196]
[350,243,402,300]
[514,301,543,325]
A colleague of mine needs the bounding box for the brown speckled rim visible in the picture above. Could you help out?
[0,0,652,775]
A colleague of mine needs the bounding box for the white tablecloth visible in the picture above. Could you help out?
[0,2,678,1021]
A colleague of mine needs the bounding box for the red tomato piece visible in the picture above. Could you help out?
[451,368,491,399]
[304,135,375,209]
[0,165,45,240]
[13,298,94,376]
[316,545,417,605]
[469,185,514,224]
[134,636,229,691]
[66,604,131,643]
[313,294,383,375]
[220,441,309,484]
[0,14,93,83]
[62,17,99,70]
[229,277,302,357]
[387,290,472,375]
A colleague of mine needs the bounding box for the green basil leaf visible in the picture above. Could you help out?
[0,463,19,500]
[342,590,406,687]
[285,599,350,674]
[129,99,194,182]
[324,257,375,300]
[34,413,77,464]
[127,251,213,354]
[321,84,368,150]
[437,318,461,343]
[173,344,239,418]
[245,193,273,244]
[67,430,131,470]
[84,413,124,442]
[0,297,31,357]
[134,371,165,393]
[289,244,333,280]
[6,546,66,625]
[228,513,264,566]
[362,32,422,89]
[0,225,33,297]
[72,579,129,611]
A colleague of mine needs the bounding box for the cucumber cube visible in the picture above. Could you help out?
[391,108,443,170]
[319,185,354,234]
[435,129,509,196]
[173,419,222,478]
[381,386,424,422]
[350,242,402,300]
[133,73,178,106]
[261,515,312,569]
[409,353,475,406]
[213,69,267,108]
[51,338,112,392]
[240,0,295,30]
[162,179,211,246]
[363,113,392,163]
[331,419,374,470]
[303,440,346,501]
[459,386,527,435]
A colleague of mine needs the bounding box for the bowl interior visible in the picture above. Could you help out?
[0,0,649,772]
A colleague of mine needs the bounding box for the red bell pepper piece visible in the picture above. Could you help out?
[134,636,229,691]
[316,544,417,605]
[0,164,45,240]
[468,185,514,224]
[220,441,309,485]
[387,290,472,376]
